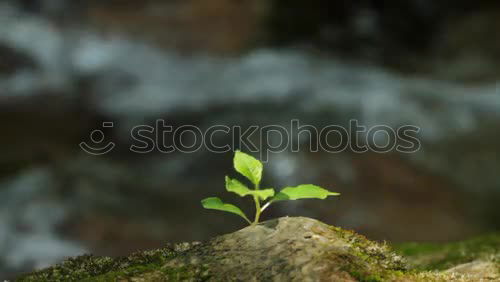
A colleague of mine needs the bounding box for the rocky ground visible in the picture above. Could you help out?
[16,217,499,281]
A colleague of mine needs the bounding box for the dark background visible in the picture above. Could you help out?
[1,0,499,278]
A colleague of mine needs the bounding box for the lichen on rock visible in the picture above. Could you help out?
[16,217,499,281]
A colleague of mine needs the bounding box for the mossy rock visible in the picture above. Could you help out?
[395,233,500,281]
[16,217,499,281]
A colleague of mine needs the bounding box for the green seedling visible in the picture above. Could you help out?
[201,151,340,225]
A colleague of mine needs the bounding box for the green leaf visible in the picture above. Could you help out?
[201,197,250,223]
[225,176,251,196]
[233,150,263,186]
[272,184,340,202]
[250,188,275,201]
[225,177,275,200]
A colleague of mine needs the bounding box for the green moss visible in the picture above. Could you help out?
[161,265,210,281]
[394,233,500,270]
[327,226,407,281]
[347,269,384,282]
[16,247,179,282]
[80,263,162,282]
[341,230,499,281]
[80,263,210,282]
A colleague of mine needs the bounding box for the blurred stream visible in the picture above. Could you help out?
[1,1,499,278]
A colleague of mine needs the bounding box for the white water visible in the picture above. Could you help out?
[1,3,499,142]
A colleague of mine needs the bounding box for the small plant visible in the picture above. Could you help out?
[201,151,340,225]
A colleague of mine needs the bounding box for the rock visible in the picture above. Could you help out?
[445,260,499,281]
[395,233,500,271]
[396,233,499,281]
[160,217,406,281]
[17,217,406,281]
[15,217,500,281]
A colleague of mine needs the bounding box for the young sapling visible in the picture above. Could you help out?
[201,151,340,225]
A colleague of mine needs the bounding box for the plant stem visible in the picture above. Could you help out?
[252,183,261,225]
[253,196,261,225]
[260,201,271,212]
